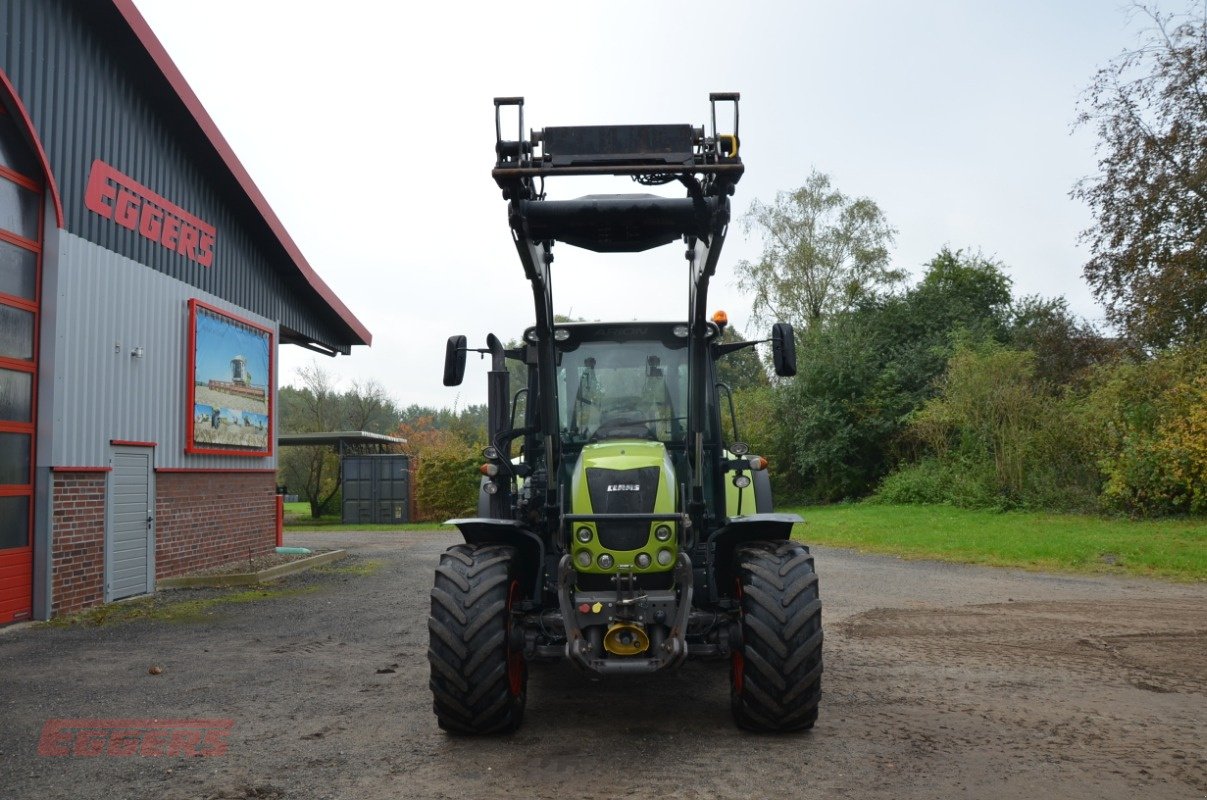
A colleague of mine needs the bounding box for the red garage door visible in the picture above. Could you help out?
[0,99,42,624]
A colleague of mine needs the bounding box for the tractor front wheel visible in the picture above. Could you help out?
[428,543,527,734]
[731,540,823,732]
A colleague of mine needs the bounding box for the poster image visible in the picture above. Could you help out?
[187,300,273,456]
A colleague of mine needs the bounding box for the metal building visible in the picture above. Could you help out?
[341,455,412,525]
[0,0,370,623]
[277,431,410,526]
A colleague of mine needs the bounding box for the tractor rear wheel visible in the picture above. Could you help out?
[428,543,527,734]
[731,540,822,732]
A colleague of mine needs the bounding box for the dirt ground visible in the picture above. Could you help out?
[0,531,1203,800]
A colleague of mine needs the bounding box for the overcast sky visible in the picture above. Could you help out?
[132,0,1154,410]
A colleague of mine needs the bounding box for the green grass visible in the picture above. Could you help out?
[785,503,1207,581]
[283,501,452,532]
[43,585,319,627]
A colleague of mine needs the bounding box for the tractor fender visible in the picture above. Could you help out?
[445,518,545,603]
[707,513,803,600]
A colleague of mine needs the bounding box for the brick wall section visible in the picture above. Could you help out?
[155,471,277,578]
[51,472,107,616]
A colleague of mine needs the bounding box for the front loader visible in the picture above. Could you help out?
[431,94,822,734]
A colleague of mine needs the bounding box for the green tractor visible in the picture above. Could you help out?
[432,94,821,734]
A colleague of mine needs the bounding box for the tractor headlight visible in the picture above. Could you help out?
[657,548,674,566]
[733,474,751,489]
[576,550,592,568]
[654,524,672,542]
[597,553,614,569]
[635,553,651,569]
[483,481,499,494]
[575,526,593,543]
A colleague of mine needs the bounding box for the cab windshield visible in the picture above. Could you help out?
[557,339,688,445]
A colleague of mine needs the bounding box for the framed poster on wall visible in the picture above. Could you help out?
[186,299,273,457]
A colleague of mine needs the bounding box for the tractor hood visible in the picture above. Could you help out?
[568,440,677,574]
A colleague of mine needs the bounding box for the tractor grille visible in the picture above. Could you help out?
[585,467,660,551]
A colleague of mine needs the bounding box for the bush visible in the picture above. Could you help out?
[878,340,1102,511]
[873,457,1001,508]
[730,384,798,499]
[770,248,1020,503]
[1089,345,1207,515]
[414,442,481,522]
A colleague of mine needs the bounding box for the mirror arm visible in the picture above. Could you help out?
[714,339,765,357]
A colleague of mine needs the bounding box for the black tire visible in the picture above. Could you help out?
[731,540,822,732]
[428,543,527,734]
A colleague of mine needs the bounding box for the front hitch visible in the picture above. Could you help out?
[556,552,693,675]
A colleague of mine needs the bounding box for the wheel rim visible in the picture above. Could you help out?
[506,580,524,697]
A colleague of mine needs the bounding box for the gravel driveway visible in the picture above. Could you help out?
[0,530,1203,799]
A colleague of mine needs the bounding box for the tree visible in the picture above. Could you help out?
[737,170,901,330]
[774,249,1018,502]
[1087,342,1207,515]
[397,402,488,447]
[278,363,401,518]
[1008,295,1122,386]
[1073,3,1207,348]
[395,416,483,521]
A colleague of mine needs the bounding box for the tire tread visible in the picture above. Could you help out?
[731,540,823,733]
[428,543,526,734]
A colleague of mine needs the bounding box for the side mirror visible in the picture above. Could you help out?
[771,322,797,377]
[443,335,467,386]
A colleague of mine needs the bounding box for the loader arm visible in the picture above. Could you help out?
[491,94,743,532]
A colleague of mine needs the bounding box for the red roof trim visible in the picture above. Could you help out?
[111,0,371,347]
[0,69,65,228]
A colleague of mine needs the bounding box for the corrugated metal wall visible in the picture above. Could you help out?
[47,231,277,470]
[0,0,352,353]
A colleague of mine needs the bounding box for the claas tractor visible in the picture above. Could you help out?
[432,94,821,734]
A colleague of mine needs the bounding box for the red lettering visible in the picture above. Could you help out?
[39,719,234,758]
[84,160,216,267]
[114,189,140,230]
[196,232,215,268]
[139,203,163,241]
[83,161,116,219]
[140,728,167,757]
[161,214,181,250]
[36,724,73,756]
[179,223,199,259]
[167,729,201,757]
[107,729,141,757]
[199,728,230,756]
[75,729,107,757]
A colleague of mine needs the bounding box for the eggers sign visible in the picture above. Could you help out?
[84,159,216,267]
